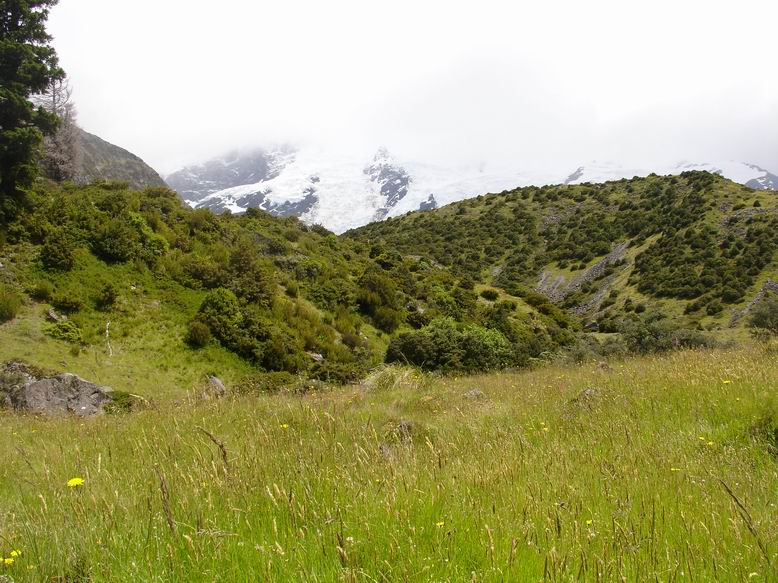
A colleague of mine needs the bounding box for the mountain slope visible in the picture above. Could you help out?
[348,171,778,336]
[0,181,576,388]
[166,146,778,232]
[77,129,166,189]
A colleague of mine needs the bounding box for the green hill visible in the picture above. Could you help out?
[1,172,776,397]
[0,180,572,396]
[348,171,778,339]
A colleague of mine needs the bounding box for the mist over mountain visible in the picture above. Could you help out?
[165,146,778,232]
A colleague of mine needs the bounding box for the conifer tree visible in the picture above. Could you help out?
[0,0,64,217]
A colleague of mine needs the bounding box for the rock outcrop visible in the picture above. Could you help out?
[729,279,778,327]
[0,362,114,416]
[537,241,629,302]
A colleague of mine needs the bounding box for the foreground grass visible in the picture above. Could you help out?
[1,348,776,581]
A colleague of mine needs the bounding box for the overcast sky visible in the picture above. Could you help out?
[49,0,778,175]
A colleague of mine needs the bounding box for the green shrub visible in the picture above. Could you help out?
[185,320,212,348]
[40,229,76,271]
[43,320,83,344]
[309,361,363,385]
[93,219,140,262]
[234,371,297,394]
[386,318,511,373]
[749,295,778,335]
[373,306,402,333]
[0,286,22,323]
[29,280,54,302]
[621,317,714,354]
[105,391,140,414]
[52,292,85,314]
[97,283,119,309]
[480,289,499,301]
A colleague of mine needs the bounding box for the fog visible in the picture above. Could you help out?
[49,0,778,175]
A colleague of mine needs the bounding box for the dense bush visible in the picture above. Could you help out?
[386,318,512,373]
[28,280,54,302]
[621,315,714,354]
[96,283,119,309]
[749,295,778,335]
[0,286,22,323]
[185,320,212,348]
[51,291,85,314]
[43,320,83,344]
[309,361,363,385]
[480,288,499,301]
[40,229,76,271]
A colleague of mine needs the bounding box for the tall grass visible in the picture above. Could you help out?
[0,348,776,581]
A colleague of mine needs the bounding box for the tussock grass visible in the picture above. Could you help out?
[1,348,776,581]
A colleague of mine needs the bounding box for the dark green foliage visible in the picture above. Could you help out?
[196,287,242,341]
[749,295,778,335]
[356,267,403,332]
[386,318,512,373]
[234,371,297,394]
[185,320,212,348]
[93,218,139,262]
[0,0,63,213]
[480,288,499,301]
[309,361,363,385]
[51,291,84,313]
[104,391,138,414]
[40,228,76,271]
[28,279,53,301]
[0,285,22,323]
[620,315,714,354]
[43,320,82,343]
[373,306,402,333]
[96,282,119,309]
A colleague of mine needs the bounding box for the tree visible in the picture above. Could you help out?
[0,0,64,215]
[31,76,81,181]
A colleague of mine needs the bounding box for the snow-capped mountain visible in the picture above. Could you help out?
[166,148,777,233]
[565,160,778,190]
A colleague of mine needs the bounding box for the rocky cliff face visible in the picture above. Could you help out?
[77,129,166,190]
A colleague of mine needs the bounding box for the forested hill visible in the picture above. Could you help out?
[348,171,778,334]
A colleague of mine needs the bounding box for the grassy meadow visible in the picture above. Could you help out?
[1,347,776,581]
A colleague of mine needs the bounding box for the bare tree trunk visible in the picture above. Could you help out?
[31,77,82,182]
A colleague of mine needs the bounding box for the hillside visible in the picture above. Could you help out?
[349,171,778,338]
[77,129,166,189]
[0,180,575,396]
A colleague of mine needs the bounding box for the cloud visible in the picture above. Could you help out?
[49,0,778,174]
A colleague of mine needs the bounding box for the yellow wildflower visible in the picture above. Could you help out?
[280,423,289,429]
[670,467,681,472]
[435,521,445,527]
[722,380,732,384]
[586,519,593,526]
[3,557,14,566]
[9,550,20,558]
[67,477,85,488]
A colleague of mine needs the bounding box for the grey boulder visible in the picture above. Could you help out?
[1,362,113,416]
